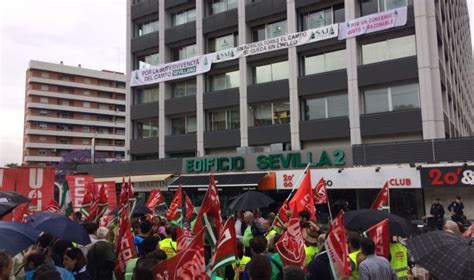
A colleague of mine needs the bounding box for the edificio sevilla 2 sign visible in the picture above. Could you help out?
[184,150,346,173]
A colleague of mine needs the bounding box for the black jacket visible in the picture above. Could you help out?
[74,268,92,280]
[307,250,333,280]
[448,201,464,216]
[430,203,445,218]
[86,240,116,280]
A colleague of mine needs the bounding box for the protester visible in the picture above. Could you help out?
[246,255,272,280]
[132,257,158,280]
[302,226,319,266]
[282,266,305,280]
[268,234,283,280]
[448,196,465,224]
[358,237,397,280]
[234,241,250,280]
[73,212,82,223]
[86,227,116,280]
[63,248,91,280]
[0,251,12,280]
[306,246,331,280]
[443,220,461,235]
[430,198,445,230]
[235,210,245,238]
[24,252,74,280]
[133,220,152,248]
[125,236,161,280]
[347,231,361,279]
[151,216,162,237]
[32,264,61,280]
[389,237,409,279]
[242,212,265,255]
[253,209,265,226]
[158,225,177,258]
[51,240,73,268]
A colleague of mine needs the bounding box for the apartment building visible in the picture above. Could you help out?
[23,60,127,166]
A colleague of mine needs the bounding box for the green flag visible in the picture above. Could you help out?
[60,181,73,217]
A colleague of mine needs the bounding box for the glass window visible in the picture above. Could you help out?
[84,78,91,84]
[186,116,197,134]
[228,109,240,129]
[209,108,239,131]
[138,19,159,36]
[304,49,346,75]
[215,34,235,51]
[364,88,389,114]
[325,50,346,72]
[250,101,290,127]
[254,61,288,84]
[210,111,226,131]
[137,118,158,139]
[304,54,325,76]
[40,85,49,91]
[39,136,47,142]
[135,87,159,104]
[83,102,91,108]
[327,95,348,118]
[305,98,326,120]
[391,84,419,111]
[172,9,196,27]
[362,35,416,64]
[210,0,237,15]
[177,44,197,60]
[303,8,333,30]
[38,150,48,156]
[210,71,239,91]
[252,20,287,42]
[39,110,48,116]
[40,97,48,103]
[41,72,49,78]
[138,53,160,69]
[171,79,196,99]
[82,126,90,132]
[39,123,48,129]
[379,0,408,11]
[171,118,186,135]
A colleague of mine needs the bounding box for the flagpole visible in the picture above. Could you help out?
[326,200,333,221]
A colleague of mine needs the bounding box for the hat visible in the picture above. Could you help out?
[302,227,318,245]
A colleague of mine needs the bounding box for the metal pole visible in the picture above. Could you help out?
[91,137,96,164]
[285,162,311,201]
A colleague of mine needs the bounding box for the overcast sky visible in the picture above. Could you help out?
[0,0,473,166]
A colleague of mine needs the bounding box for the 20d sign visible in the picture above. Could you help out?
[420,165,474,188]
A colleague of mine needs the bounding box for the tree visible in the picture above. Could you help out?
[55,149,106,176]
[4,163,18,168]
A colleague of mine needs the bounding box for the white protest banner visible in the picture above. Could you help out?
[338,7,407,40]
[214,24,339,63]
[130,54,214,87]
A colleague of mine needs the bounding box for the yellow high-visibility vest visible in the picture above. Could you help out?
[349,250,361,279]
[159,238,177,258]
[390,242,409,279]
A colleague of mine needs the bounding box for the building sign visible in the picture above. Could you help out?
[339,7,407,39]
[214,24,339,63]
[275,166,421,190]
[183,149,349,173]
[420,165,474,188]
[131,54,213,87]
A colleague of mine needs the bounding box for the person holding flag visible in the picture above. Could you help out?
[158,225,178,259]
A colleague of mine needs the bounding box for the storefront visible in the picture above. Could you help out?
[420,163,474,221]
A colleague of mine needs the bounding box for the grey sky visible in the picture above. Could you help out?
[0,0,473,166]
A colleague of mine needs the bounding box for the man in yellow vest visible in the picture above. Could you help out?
[389,238,409,280]
[302,227,319,265]
[347,231,361,279]
[158,225,177,258]
[233,241,251,280]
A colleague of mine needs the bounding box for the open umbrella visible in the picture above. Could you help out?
[343,209,413,237]
[0,221,41,255]
[0,191,30,218]
[132,203,152,216]
[407,231,474,280]
[228,191,274,211]
[26,212,91,245]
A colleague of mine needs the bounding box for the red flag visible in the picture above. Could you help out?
[166,187,182,221]
[119,177,135,215]
[80,183,98,222]
[146,189,165,211]
[115,209,136,275]
[275,217,306,270]
[153,228,207,280]
[364,219,390,259]
[209,217,238,274]
[46,199,60,213]
[16,167,55,212]
[184,192,195,223]
[272,199,289,230]
[13,190,40,222]
[371,182,389,210]
[314,177,328,204]
[177,226,194,252]
[94,182,117,210]
[325,214,351,278]
[66,175,95,213]
[0,168,16,191]
[288,171,316,221]
[193,176,222,248]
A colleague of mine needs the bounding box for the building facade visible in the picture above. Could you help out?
[23,60,127,166]
[79,0,474,221]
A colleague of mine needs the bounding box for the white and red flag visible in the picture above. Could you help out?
[371,182,389,210]
[146,189,165,212]
[46,199,60,213]
[275,217,306,270]
[184,191,195,223]
[325,213,352,279]
[166,186,183,221]
[288,170,316,221]
[209,217,238,275]
[364,218,390,259]
[114,209,136,275]
[176,226,194,252]
[313,177,328,204]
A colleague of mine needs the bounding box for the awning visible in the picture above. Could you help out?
[94,174,173,183]
[169,173,267,188]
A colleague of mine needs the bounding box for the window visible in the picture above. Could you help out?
[116,140,125,146]
[60,112,72,119]
[304,94,348,120]
[173,44,197,60]
[304,49,346,75]
[83,90,90,96]
[38,150,48,156]
[83,114,91,120]
[171,79,196,99]
[138,52,160,69]
[83,102,91,108]
[98,128,109,134]
[303,7,333,30]
[172,9,196,27]
[209,71,239,91]
[209,33,238,52]
[39,136,47,142]
[39,110,48,116]
[249,101,290,127]
[41,72,49,78]
[362,35,416,64]
[40,97,48,104]
[39,123,48,129]
[138,19,159,36]
[208,0,237,15]
[99,104,109,110]
[59,74,72,82]
[82,126,90,132]
[364,83,419,114]
[59,87,73,94]
[254,61,289,84]
[84,78,91,84]
[208,108,239,131]
[171,115,197,135]
[135,87,159,104]
[59,99,70,106]
[252,20,287,42]
[40,85,49,91]
[136,118,158,139]
[82,139,90,145]
[379,0,409,11]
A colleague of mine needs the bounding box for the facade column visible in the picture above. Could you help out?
[125,0,132,160]
[414,0,445,139]
[345,0,362,145]
[158,0,167,158]
[196,0,205,156]
[287,0,301,151]
[238,0,249,147]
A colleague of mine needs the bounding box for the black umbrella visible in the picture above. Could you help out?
[132,203,152,216]
[0,222,41,255]
[407,231,474,280]
[26,212,91,245]
[0,191,30,218]
[343,209,413,237]
[228,191,274,211]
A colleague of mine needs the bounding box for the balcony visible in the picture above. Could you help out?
[27,102,126,117]
[248,124,291,146]
[131,31,160,53]
[27,89,126,105]
[299,117,350,141]
[26,115,126,128]
[360,109,422,137]
[27,77,126,94]
[204,129,240,149]
[130,137,159,155]
[25,142,126,152]
[25,128,125,140]
[165,134,196,153]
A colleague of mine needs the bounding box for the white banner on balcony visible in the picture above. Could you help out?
[130,54,214,87]
[339,7,407,40]
[214,24,339,63]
